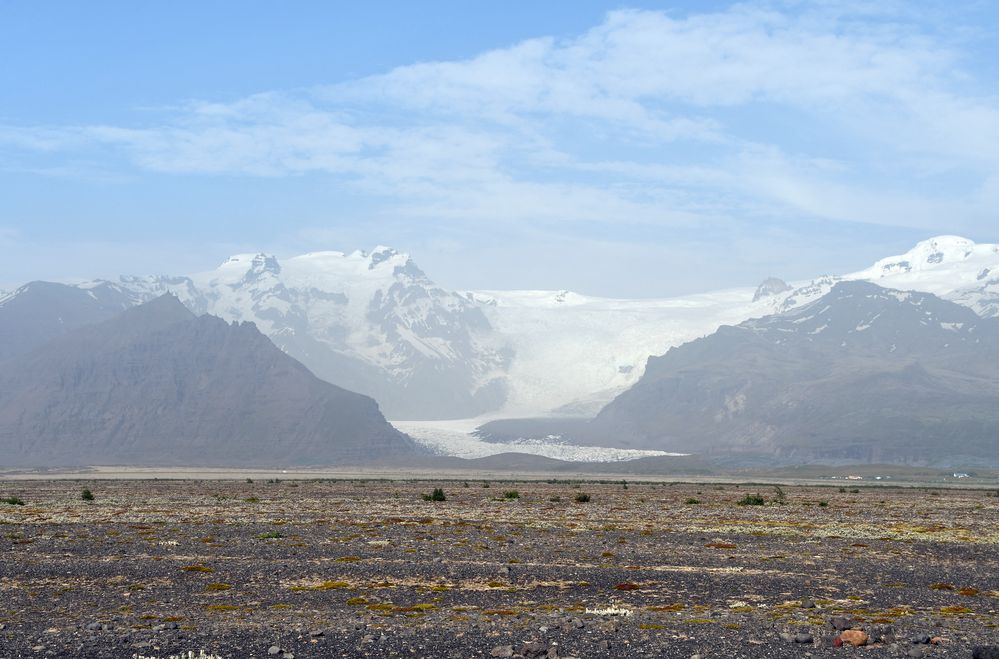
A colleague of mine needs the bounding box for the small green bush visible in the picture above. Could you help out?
[575,493,591,503]
[818,500,829,507]
[503,490,520,500]
[1,496,25,506]
[81,489,95,502]
[549,496,561,502]
[422,488,446,502]
[685,497,701,505]
[736,494,765,506]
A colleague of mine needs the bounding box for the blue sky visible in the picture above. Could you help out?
[1,1,998,296]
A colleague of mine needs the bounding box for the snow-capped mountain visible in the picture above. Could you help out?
[588,280,999,466]
[468,235,999,417]
[768,235,999,315]
[106,247,510,420]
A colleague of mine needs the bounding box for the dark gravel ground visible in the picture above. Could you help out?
[2,479,999,658]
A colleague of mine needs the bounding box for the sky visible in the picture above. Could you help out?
[1,0,998,297]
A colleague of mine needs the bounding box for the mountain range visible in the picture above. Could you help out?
[3,235,999,467]
[5,235,997,422]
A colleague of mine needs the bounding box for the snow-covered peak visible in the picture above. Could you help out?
[211,253,282,285]
[285,246,415,283]
[852,235,980,279]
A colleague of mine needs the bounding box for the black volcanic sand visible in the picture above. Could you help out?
[2,479,999,658]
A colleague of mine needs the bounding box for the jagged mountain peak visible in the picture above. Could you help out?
[752,277,791,302]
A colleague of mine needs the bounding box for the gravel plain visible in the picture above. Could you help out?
[2,478,999,658]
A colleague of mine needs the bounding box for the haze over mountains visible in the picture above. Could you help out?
[0,295,420,467]
[2,235,999,468]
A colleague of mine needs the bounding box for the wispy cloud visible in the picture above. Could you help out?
[1,3,997,244]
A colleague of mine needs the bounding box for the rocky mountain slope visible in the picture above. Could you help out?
[0,295,422,467]
[590,281,999,466]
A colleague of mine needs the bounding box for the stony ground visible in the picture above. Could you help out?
[2,479,999,658]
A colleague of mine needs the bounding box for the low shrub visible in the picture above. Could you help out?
[736,494,765,506]
[422,488,446,502]
[256,531,284,540]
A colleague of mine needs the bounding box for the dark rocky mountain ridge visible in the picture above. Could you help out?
[0,295,423,467]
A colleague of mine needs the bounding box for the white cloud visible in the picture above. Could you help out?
[1,2,997,241]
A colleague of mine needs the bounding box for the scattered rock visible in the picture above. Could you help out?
[267,646,281,656]
[309,630,324,637]
[912,634,932,644]
[490,646,514,658]
[800,599,816,608]
[839,630,868,647]
[794,632,813,644]
[518,641,549,658]
[830,616,852,631]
